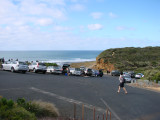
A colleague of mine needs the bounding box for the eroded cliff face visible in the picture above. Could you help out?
[96,57,115,72]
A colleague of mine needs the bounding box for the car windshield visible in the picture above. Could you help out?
[75,68,80,71]
[19,62,27,65]
[48,66,53,69]
[124,76,131,78]
[54,66,61,69]
[39,63,46,66]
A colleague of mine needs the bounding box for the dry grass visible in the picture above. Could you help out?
[32,100,59,118]
[128,83,160,93]
[70,61,96,69]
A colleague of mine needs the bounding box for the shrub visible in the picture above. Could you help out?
[1,97,7,105]
[0,98,36,120]
[45,63,58,67]
[30,100,59,118]
[7,99,14,108]
[3,107,36,120]
[0,97,59,119]
[152,72,160,83]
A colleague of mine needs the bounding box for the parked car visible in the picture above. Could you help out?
[135,73,144,79]
[123,75,132,83]
[84,68,92,76]
[128,71,135,78]
[28,61,47,74]
[111,70,120,76]
[47,66,62,74]
[70,68,82,76]
[92,69,99,77]
[62,64,70,74]
[2,61,28,73]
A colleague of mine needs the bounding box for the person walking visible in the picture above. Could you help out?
[117,72,128,94]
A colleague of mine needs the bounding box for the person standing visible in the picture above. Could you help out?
[117,72,128,94]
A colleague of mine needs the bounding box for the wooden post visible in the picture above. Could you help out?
[106,109,108,120]
[93,107,95,120]
[103,113,104,120]
[110,111,111,120]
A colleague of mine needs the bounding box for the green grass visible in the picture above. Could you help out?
[0,97,59,120]
[97,46,160,81]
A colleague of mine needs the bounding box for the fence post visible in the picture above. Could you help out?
[103,113,104,120]
[110,111,111,120]
[106,109,108,120]
[93,107,95,120]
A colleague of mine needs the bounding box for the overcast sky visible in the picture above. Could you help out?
[0,0,160,50]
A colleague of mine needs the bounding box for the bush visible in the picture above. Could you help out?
[0,98,36,120]
[45,63,58,67]
[16,98,59,118]
[28,100,59,118]
[152,72,160,83]
[3,107,36,120]
[0,97,59,119]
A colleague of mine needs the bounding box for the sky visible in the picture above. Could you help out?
[0,0,160,50]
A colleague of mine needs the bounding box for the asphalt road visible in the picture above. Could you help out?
[0,70,160,120]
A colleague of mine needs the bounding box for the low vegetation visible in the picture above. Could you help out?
[70,61,96,68]
[44,63,58,67]
[0,97,59,120]
[98,46,160,82]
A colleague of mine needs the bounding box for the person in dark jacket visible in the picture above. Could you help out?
[117,72,128,94]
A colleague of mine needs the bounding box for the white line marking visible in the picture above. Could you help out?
[101,98,121,120]
[30,87,105,113]
[0,88,21,91]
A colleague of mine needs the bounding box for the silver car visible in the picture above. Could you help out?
[2,61,28,73]
[124,75,132,83]
[28,61,47,74]
[47,66,62,74]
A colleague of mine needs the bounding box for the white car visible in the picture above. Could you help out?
[135,73,144,79]
[47,66,62,74]
[70,68,82,76]
[2,61,28,73]
[28,61,47,74]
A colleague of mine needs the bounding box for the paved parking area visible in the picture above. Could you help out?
[0,71,160,120]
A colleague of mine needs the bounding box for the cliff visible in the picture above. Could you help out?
[96,47,160,72]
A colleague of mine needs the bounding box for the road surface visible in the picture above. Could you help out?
[0,71,160,120]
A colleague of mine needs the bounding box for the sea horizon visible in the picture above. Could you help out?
[0,50,102,64]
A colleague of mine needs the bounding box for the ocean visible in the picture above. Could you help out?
[0,50,102,64]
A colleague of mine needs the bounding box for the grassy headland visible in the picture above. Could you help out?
[97,46,160,82]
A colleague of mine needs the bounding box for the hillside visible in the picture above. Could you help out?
[96,47,160,72]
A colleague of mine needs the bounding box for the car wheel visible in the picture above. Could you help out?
[43,71,46,74]
[1,65,4,71]
[33,68,37,73]
[22,71,26,74]
[11,67,15,73]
